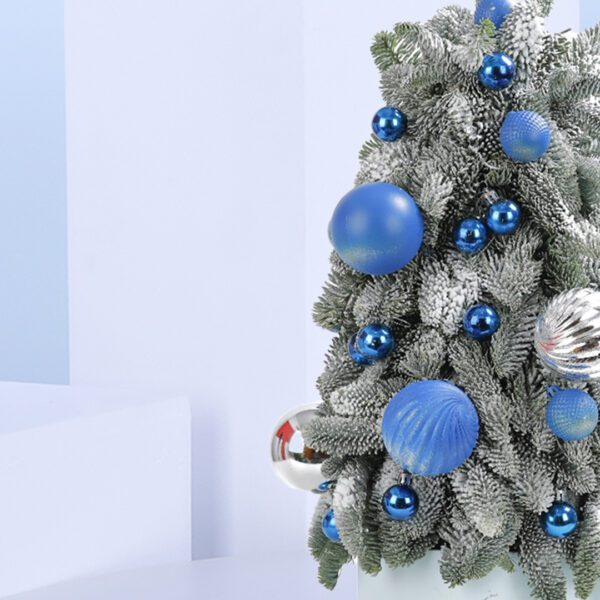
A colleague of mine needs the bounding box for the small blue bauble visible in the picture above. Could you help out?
[541,501,579,539]
[356,324,395,362]
[464,304,500,340]
[329,183,424,276]
[348,334,372,365]
[479,53,516,90]
[474,0,514,29]
[486,200,521,235]
[500,111,551,163]
[454,218,488,254]
[382,484,419,521]
[322,509,342,543]
[382,380,480,477]
[372,107,407,142]
[546,388,599,442]
[317,481,335,493]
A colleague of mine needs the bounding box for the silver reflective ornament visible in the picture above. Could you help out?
[270,403,327,493]
[535,288,600,380]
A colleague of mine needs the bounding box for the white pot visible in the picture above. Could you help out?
[358,552,578,600]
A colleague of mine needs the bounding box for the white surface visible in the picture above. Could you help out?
[0,384,191,597]
[4,556,356,600]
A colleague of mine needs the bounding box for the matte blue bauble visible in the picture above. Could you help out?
[500,111,551,163]
[474,0,514,29]
[486,200,521,235]
[348,335,371,365]
[454,218,488,254]
[479,53,516,90]
[329,183,424,276]
[372,107,407,142]
[541,501,579,539]
[464,304,500,340]
[546,388,599,442]
[382,484,419,521]
[381,380,480,477]
[322,509,342,543]
[356,324,395,362]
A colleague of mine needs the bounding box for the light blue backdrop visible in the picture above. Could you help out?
[0,0,68,384]
[582,0,600,29]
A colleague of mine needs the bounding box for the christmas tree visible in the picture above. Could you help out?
[271,1,600,598]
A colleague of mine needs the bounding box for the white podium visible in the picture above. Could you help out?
[0,383,192,598]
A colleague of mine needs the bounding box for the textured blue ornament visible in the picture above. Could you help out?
[486,200,521,235]
[382,484,419,521]
[356,324,395,362]
[381,380,480,477]
[500,111,551,163]
[479,53,516,90]
[322,509,342,543]
[329,183,424,276]
[372,107,407,142]
[474,0,514,29]
[348,334,372,365]
[464,304,500,340]
[454,218,488,254]
[541,501,579,539]
[546,388,599,442]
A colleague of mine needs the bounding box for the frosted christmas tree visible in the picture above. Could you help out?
[271,1,600,598]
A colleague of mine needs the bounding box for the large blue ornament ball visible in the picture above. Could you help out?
[382,484,419,521]
[382,380,480,477]
[329,183,424,276]
[479,53,516,90]
[541,501,579,539]
[486,200,521,235]
[356,324,395,362]
[500,111,552,163]
[464,304,500,340]
[322,509,342,543]
[454,218,488,254]
[474,0,514,29]
[372,107,407,142]
[546,388,599,442]
[348,335,371,365]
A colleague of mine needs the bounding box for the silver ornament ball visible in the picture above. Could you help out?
[270,403,327,493]
[535,288,600,380]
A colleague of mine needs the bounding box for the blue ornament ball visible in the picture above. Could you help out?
[317,481,335,493]
[381,380,480,477]
[348,334,371,365]
[382,484,419,521]
[372,107,407,142]
[546,388,599,442]
[322,509,342,543]
[464,304,500,340]
[474,0,514,29]
[486,200,521,235]
[479,53,516,90]
[500,111,552,163]
[329,183,424,276]
[454,218,488,254]
[541,501,579,539]
[356,324,395,362]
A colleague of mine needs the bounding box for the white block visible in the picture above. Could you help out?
[0,383,191,598]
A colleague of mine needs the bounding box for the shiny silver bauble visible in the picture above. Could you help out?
[535,288,600,380]
[270,403,327,493]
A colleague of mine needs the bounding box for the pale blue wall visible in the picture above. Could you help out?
[581,0,600,28]
[0,1,69,384]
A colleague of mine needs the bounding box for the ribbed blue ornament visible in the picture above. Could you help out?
[541,501,579,539]
[381,381,480,477]
[348,334,372,365]
[546,388,599,442]
[474,0,514,29]
[355,324,395,362]
[382,484,419,521]
[322,509,341,543]
[486,200,521,235]
[500,111,551,163]
[329,183,424,275]
[464,304,501,340]
[372,107,407,142]
[454,218,488,254]
[479,53,516,90]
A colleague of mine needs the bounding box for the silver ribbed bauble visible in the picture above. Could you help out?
[270,404,327,493]
[535,288,600,380]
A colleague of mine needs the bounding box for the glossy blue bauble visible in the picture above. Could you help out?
[348,334,372,365]
[381,380,480,477]
[372,107,407,142]
[546,388,599,442]
[454,218,488,254]
[382,484,419,521]
[486,200,521,235]
[500,111,551,163]
[356,324,395,362]
[464,304,501,340]
[322,509,342,543]
[329,183,424,276]
[474,0,514,29]
[541,501,579,539]
[317,481,335,493]
[479,53,516,90]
